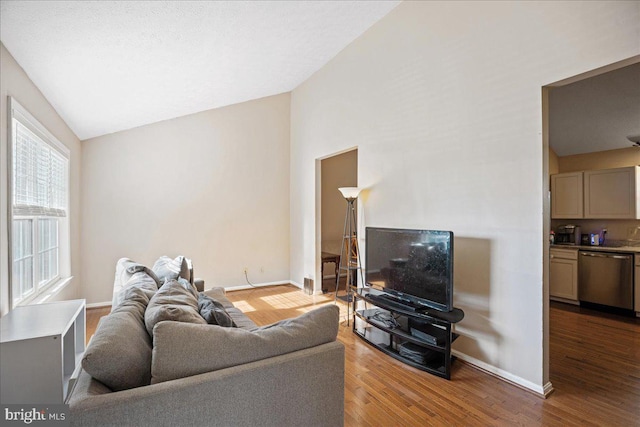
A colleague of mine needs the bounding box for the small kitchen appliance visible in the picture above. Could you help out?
[555,225,581,245]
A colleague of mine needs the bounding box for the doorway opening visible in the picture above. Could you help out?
[542,55,640,396]
[316,148,358,294]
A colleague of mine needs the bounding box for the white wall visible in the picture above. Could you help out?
[290,1,640,393]
[0,43,82,316]
[81,93,290,304]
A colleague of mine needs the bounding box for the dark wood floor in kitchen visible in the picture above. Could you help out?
[86,287,640,426]
[548,301,640,426]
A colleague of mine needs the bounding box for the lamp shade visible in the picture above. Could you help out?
[338,187,361,199]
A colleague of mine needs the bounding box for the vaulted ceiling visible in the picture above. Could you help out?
[0,1,400,140]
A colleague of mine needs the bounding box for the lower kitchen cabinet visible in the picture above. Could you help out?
[635,254,640,315]
[550,248,578,302]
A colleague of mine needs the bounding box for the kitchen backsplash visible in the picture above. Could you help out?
[551,219,640,242]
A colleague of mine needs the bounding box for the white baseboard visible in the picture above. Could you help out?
[224,281,292,292]
[452,350,551,398]
[88,282,297,306]
[550,296,579,305]
[86,301,111,309]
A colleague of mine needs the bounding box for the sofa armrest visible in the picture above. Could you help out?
[68,341,344,427]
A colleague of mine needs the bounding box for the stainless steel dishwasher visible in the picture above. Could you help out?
[578,251,633,310]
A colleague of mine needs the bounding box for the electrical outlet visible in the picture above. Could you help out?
[243,267,248,274]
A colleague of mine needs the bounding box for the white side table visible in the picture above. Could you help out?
[0,299,86,404]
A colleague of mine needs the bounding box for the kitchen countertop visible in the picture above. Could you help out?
[551,243,640,254]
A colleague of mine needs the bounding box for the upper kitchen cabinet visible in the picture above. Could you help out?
[584,166,640,219]
[551,172,583,218]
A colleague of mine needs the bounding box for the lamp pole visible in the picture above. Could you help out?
[335,187,363,325]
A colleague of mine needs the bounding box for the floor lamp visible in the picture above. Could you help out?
[335,187,364,324]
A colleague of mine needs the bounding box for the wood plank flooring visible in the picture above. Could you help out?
[86,286,640,426]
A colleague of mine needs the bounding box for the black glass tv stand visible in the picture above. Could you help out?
[365,293,424,312]
[352,288,464,380]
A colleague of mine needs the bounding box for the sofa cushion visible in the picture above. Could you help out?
[82,287,153,391]
[150,304,339,384]
[152,256,190,284]
[202,287,234,310]
[145,279,205,336]
[226,307,256,329]
[198,294,236,327]
[112,258,160,309]
[124,263,162,285]
[112,271,159,310]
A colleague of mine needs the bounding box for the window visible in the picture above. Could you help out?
[9,98,70,307]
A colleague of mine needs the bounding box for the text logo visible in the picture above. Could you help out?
[1,405,69,426]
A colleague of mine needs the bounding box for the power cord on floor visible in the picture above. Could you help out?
[244,270,257,288]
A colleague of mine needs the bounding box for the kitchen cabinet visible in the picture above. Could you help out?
[551,172,583,219]
[550,248,578,302]
[584,166,640,219]
[635,254,640,314]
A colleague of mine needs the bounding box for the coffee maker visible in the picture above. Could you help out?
[555,225,581,245]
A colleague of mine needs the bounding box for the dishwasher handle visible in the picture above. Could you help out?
[580,252,631,260]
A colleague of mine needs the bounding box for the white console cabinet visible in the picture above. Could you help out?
[0,299,86,404]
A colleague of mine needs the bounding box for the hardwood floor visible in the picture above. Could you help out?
[86,286,640,426]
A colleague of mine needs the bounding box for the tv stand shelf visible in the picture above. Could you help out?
[352,288,464,380]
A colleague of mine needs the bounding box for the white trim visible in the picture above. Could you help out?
[224,281,293,292]
[86,301,111,309]
[88,281,301,307]
[27,276,73,305]
[452,349,551,398]
[9,97,69,158]
[8,96,71,309]
[549,296,580,305]
[289,280,303,289]
[542,382,555,398]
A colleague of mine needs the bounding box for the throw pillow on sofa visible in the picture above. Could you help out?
[198,294,236,327]
[111,258,161,309]
[152,255,190,284]
[112,271,159,310]
[82,286,153,391]
[145,278,205,336]
[150,304,339,384]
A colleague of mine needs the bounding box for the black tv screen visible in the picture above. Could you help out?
[365,227,454,312]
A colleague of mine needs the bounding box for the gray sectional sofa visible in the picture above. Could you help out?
[67,258,345,426]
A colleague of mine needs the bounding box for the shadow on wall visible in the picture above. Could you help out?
[452,236,500,365]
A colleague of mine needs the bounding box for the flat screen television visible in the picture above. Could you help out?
[365,227,454,312]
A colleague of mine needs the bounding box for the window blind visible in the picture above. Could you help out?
[12,119,68,217]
